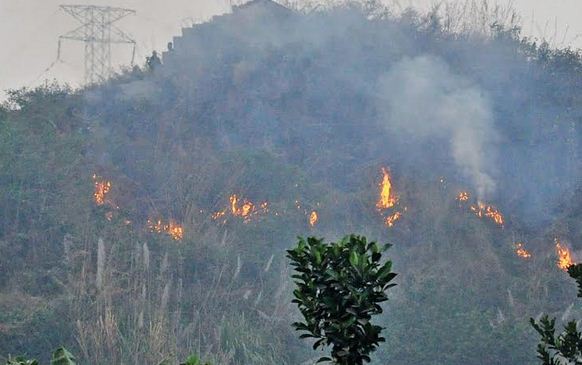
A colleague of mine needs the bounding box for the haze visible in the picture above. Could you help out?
[0,0,580,100]
[1,0,582,363]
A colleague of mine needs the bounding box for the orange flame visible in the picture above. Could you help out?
[147,219,162,233]
[376,167,397,210]
[309,211,318,227]
[92,174,111,206]
[514,242,532,259]
[166,220,184,241]
[230,194,255,218]
[457,191,470,202]
[385,211,402,227]
[211,210,226,220]
[240,202,254,217]
[147,218,184,241]
[470,202,504,226]
[556,239,574,271]
[212,194,268,223]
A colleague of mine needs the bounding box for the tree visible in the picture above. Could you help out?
[286,235,397,365]
[531,264,582,365]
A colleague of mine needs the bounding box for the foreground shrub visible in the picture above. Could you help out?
[287,235,397,364]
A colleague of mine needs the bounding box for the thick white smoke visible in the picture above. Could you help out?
[377,55,498,198]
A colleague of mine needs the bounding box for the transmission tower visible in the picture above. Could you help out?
[58,5,136,85]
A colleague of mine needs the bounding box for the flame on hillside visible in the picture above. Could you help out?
[385,211,402,227]
[230,194,254,217]
[457,191,470,202]
[376,167,397,210]
[309,211,318,227]
[93,174,111,206]
[555,239,574,271]
[470,202,504,226]
[514,242,532,259]
[211,210,226,220]
[147,218,184,241]
[212,194,268,223]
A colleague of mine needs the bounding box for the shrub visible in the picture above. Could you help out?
[287,235,397,364]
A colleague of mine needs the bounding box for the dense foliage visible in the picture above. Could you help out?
[1,0,582,363]
[532,264,582,365]
[287,235,396,364]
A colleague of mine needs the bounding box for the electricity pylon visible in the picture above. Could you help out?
[59,5,136,85]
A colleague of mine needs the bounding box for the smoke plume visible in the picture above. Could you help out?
[377,55,498,198]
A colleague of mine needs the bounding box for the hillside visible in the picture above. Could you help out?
[1,0,582,364]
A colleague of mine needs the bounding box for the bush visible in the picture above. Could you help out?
[287,235,397,364]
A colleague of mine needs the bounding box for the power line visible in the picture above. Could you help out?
[58,4,136,86]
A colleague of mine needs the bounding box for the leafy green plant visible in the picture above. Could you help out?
[5,357,38,365]
[49,348,76,365]
[287,235,397,365]
[180,355,212,365]
[4,347,75,365]
[531,263,582,365]
[157,355,211,365]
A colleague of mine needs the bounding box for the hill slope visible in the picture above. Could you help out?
[1,1,582,364]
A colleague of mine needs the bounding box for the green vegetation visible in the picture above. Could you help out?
[4,347,75,365]
[5,357,38,365]
[4,349,209,365]
[287,235,396,364]
[1,0,582,364]
[532,264,582,365]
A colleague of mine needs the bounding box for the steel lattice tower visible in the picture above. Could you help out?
[59,5,136,85]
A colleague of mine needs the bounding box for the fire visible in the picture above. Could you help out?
[212,194,268,223]
[229,194,252,216]
[240,201,254,217]
[556,239,574,271]
[385,211,402,227]
[457,191,470,202]
[376,167,397,210]
[309,211,318,227]
[166,221,184,241]
[147,219,163,233]
[229,194,256,218]
[514,242,532,259]
[211,210,226,220]
[470,202,504,226]
[147,218,184,241]
[92,174,111,206]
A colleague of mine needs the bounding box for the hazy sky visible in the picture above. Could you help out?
[0,0,580,100]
